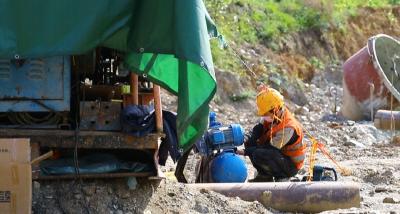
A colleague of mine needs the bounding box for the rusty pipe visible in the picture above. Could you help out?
[187,182,360,213]
[341,34,400,120]
[130,73,139,105]
[374,109,400,130]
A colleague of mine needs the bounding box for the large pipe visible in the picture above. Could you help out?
[188,182,360,213]
[374,109,400,130]
[341,34,400,120]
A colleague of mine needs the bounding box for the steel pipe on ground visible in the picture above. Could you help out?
[374,109,400,130]
[187,182,360,213]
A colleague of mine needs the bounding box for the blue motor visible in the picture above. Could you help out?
[196,112,247,183]
[197,112,245,155]
[205,123,245,152]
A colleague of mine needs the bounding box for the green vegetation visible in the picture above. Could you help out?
[229,90,256,102]
[309,56,325,71]
[205,0,399,73]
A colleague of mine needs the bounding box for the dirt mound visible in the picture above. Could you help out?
[329,7,400,60]
[33,179,270,214]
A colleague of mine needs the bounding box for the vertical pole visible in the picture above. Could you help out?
[369,83,374,121]
[130,73,139,105]
[31,142,40,179]
[153,84,163,132]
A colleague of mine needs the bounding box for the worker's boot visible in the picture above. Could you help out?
[274,177,290,182]
[248,174,273,182]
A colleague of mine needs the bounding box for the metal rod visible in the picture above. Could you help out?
[369,82,375,121]
[330,87,337,114]
[187,182,360,213]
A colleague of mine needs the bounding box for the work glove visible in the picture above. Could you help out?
[244,123,264,149]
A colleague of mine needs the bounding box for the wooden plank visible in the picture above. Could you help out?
[153,84,163,132]
[0,129,162,149]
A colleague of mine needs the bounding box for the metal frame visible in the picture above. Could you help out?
[0,56,71,112]
[0,129,164,180]
[0,69,166,180]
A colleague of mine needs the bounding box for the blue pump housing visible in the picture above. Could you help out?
[210,152,247,183]
[195,112,248,183]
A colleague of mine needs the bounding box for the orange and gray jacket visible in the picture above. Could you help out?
[258,108,306,169]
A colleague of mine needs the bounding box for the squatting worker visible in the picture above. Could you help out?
[237,85,306,182]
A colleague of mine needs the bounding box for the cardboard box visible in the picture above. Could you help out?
[0,139,31,214]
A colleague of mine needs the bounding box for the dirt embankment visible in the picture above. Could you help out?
[240,7,400,83]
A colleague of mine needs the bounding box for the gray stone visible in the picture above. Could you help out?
[108,187,114,194]
[119,191,131,199]
[74,194,82,200]
[295,106,309,115]
[96,187,103,194]
[375,186,389,193]
[83,186,96,196]
[194,200,210,213]
[200,188,210,194]
[383,197,400,204]
[127,177,138,190]
[33,181,40,190]
[344,140,366,148]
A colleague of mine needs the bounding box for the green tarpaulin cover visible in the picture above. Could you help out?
[0,0,219,152]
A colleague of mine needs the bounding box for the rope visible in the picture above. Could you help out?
[390,56,399,142]
[390,71,395,142]
[277,108,286,149]
[225,42,257,79]
[316,142,351,176]
[307,137,318,181]
[304,127,352,180]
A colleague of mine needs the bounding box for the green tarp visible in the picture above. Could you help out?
[0,0,219,152]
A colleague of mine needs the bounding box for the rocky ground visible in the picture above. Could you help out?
[164,62,400,212]
[33,62,400,213]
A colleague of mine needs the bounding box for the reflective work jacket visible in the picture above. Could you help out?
[258,108,306,170]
